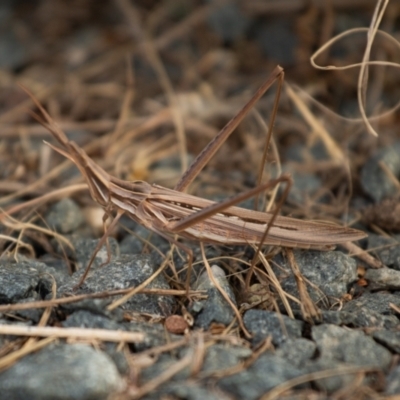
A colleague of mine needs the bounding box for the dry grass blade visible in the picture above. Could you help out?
[0,325,144,343]
[0,337,56,372]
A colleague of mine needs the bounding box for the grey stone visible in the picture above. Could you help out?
[367,234,400,270]
[140,353,190,383]
[60,298,123,320]
[62,311,129,374]
[373,330,400,354]
[342,291,400,315]
[282,166,322,205]
[119,223,169,255]
[273,250,357,308]
[59,254,175,316]
[62,310,124,330]
[218,354,307,400]
[11,297,44,323]
[305,359,356,394]
[0,263,39,303]
[364,267,400,290]
[0,258,68,301]
[275,338,316,367]
[320,308,399,329]
[45,198,84,234]
[151,382,227,400]
[243,309,304,347]
[202,344,252,374]
[63,310,181,353]
[190,265,236,330]
[385,363,400,395]
[360,142,400,202]
[65,235,120,271]
[126,320,181,352]
[0,343,123,400]
[312,324,392,370]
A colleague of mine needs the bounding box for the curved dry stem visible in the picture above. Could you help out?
[310,0,400,138]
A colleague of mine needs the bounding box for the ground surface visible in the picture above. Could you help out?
[1,1,400,399]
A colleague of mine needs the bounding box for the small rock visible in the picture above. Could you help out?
[140,353,190,383]
[62,310,124,330]
[45,198,84,234]
[367,234,400,270]
[190,265,236,330]
[153,382,225,400]
[127,320,182,352]
[273,250,357,307]
[360,142,400,202]
[217,353,307,400]
[59,254,175,316]
[0,343,123,400]
[306,359,356,394]
[363,200,400,232]
[119,223,170,255]
[62,311,129,374]
[0,263,39,303]
[243,309,304,347]
[275,338,316,367]
[282,166,322,205]
[385,363,400,395]
[69,235,120,271]
[165,315,188,334]
[312,324,392,370]
[202,344,252,374]
[321,308,399,329]
[0,259,69,306]
[342,292,400,315]
[373,330,400,354]
[365,267,400,290]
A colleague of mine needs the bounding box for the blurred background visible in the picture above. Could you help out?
[0,0,399,224]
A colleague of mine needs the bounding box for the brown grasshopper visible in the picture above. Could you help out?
[26,65,366,288]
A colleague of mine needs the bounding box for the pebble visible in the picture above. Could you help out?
[59,254,175,316]
[218,353,307,400]
[312,324,392,370]
[321,308,399,330]
[0,259,68,303]
[364,267,400,290]
[65,235,120,271]
[373,330,400,354]
[273,250,357,308]
[306,359,356,394]
[190,265,236,330]
[0,343,123,400]
[385,363,400,395]
[275,338,316,367]
[367,233,400,270]
[45,198,84,234]
[243,309,304,347]
[202,344,252,373]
